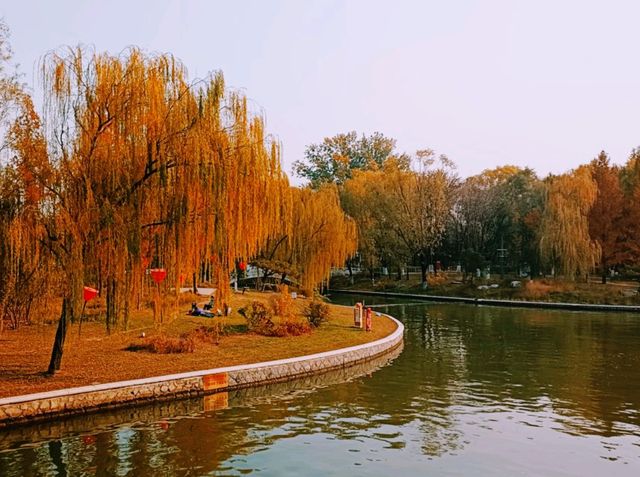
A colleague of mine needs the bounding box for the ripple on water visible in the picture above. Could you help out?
[2,300,640,476]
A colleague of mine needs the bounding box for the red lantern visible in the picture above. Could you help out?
[238,261,247,272]
[83,286,98,302]
[150,268,167,284]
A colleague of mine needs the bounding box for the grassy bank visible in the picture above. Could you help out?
[331,273,640,306]
[0,290,397,398]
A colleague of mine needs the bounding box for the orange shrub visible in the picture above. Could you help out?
[238,301,274,333]
[270,318,312,337]
[304,301,331,328]
[270,285,295,318]
[126,335,195,354]
[427,274,448,287]
[183,325,219,345]
[524,280,575,299]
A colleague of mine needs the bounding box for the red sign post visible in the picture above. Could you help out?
[150,268,167,325]
[365,307,372,332]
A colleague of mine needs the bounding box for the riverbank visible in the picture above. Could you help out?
[329,288,640,312]
[0,343,404,449]
[0,291,397,399]
[331,274,640,307]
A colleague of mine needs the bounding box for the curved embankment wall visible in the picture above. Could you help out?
[0,344,404,450]
[0,314,403,428]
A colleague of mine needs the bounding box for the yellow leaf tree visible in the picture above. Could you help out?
[539,166,600,280]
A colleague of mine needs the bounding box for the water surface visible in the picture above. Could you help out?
[2,295,640,476]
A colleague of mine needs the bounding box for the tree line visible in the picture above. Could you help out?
[294,132,640,286]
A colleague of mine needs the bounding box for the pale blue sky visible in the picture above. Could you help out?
[2,0,639,182]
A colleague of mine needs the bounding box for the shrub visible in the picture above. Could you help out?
[239,297,314,337]
[427,274,448,287]
[183,325,220,344]
[523,279,575,299]
[238,301,274,334]
[271,318,312,337]
[304,301,330,328]
[270,284,295,318]
[126,335,195,354]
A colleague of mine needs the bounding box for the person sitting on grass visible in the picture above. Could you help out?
[190,302,214,318]
[203,296,215,310]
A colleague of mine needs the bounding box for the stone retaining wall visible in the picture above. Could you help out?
[0,344,403,450]
[0,314,403,428]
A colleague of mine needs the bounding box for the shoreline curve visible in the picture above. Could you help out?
[0,313,403,428]
[329,289,640,313]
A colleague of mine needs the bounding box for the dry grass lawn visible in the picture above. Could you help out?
[0,290,397,398]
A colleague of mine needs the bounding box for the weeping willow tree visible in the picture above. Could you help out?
[0,93,51,334]
[254,185,357,295]
[539,166,600,280]
[341,165,410,277]
[0,46,290,373]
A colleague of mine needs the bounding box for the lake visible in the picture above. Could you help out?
[1,294,640,476]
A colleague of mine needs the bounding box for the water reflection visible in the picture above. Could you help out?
[2,297,640,476]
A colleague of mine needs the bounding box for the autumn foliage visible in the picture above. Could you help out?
[0,36,355,372]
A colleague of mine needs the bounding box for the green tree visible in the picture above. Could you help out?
[443,166,543,277]
[293,131,409,188]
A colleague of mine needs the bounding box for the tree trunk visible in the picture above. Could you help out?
[123,262,131,330]
[192,272,198,294]
[601,260,607,284]
[420,261,428,289]
[47,298,70,375]
[48,440,67,476]
[106,277,117,334]
[396,265,402,280]
[420,252,428,289]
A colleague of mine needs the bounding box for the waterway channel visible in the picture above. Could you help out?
[1,294,640,476]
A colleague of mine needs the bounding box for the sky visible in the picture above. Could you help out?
[2,0,640,183]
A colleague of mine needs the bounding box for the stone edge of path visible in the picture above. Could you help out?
[0,313,403,428]
[329,289,640,313]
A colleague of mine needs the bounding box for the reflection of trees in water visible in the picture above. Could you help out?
[0,347,404,476]
[436,304,640,437]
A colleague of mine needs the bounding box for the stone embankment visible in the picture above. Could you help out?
[0,314,403,428]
